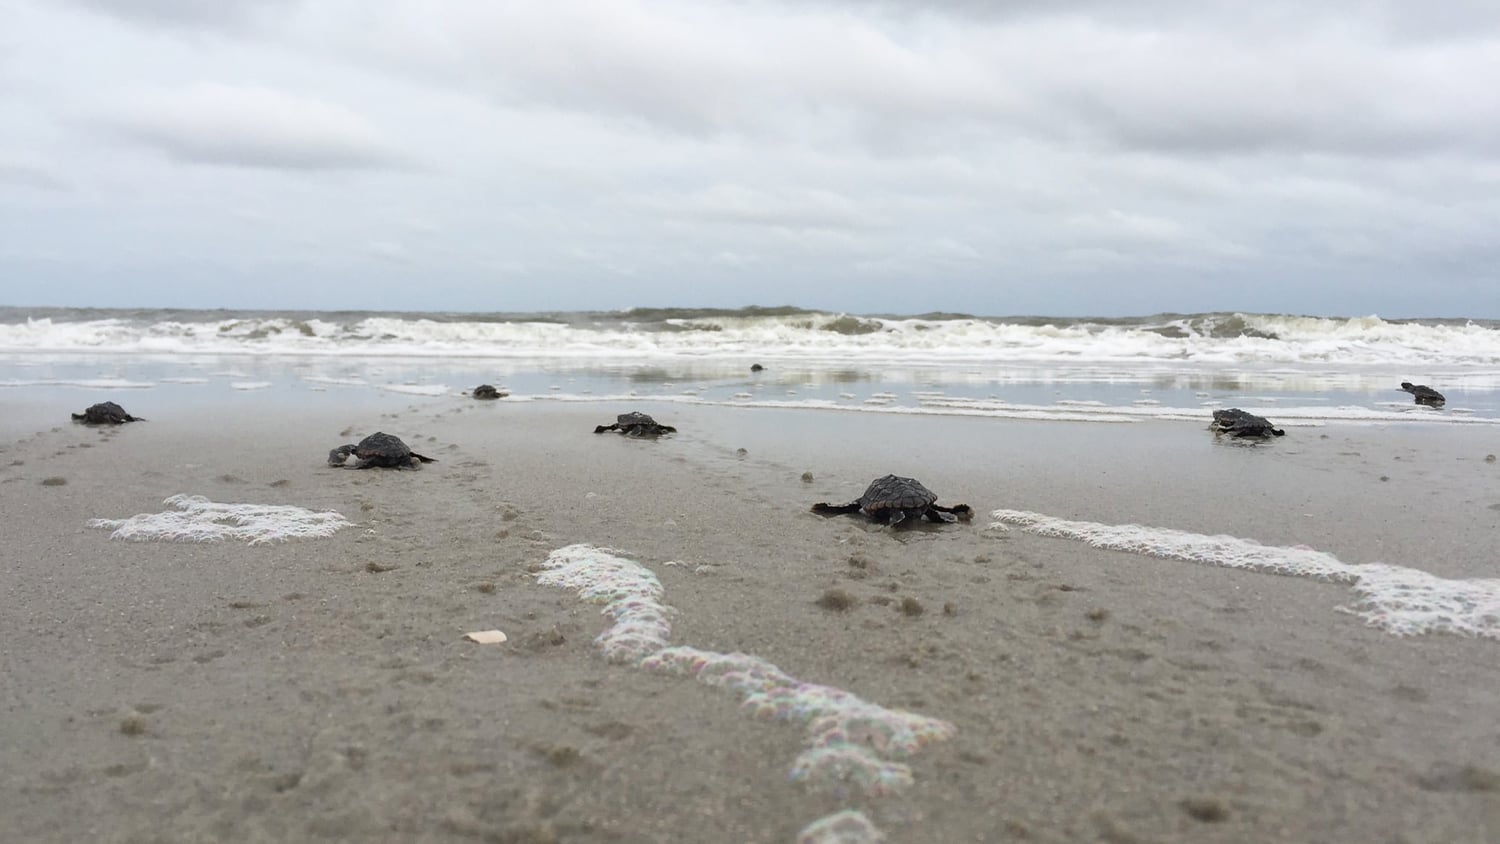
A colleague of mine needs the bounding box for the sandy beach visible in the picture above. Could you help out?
[2,396,1497,843]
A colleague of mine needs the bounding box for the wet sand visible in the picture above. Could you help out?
[1,397,1498,843]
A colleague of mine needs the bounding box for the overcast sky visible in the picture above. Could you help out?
[3,0,1498,317]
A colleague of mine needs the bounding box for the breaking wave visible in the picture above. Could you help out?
[3,307,1498,367]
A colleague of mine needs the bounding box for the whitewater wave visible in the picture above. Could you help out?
[2,308,1497,367]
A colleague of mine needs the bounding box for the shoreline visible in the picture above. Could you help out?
[2,399,1497,842]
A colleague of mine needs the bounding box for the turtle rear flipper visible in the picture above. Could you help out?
[328,445,357,466]
[926,509,958,523]
[886,509,910,527]
[812,502,861,516]
[409,452,437,464]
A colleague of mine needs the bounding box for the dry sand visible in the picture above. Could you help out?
[1,397,1498,843]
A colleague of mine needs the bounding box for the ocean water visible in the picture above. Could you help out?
[3,307,1499,437]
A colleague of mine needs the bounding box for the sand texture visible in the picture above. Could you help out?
[2,399,1498,843]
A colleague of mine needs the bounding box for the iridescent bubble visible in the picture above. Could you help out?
[796,809,886,844]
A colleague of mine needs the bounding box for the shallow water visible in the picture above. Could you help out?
[6,352,1498,442]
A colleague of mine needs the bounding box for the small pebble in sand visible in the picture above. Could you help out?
[1180,797,1230,823]
[1487,454,1497,463]
[899,596,924,617]
[365,561,397,573]
[736,448,748,457]
[41,477,66,486]
[1086,607,1110,622]
[801,471,814,483]
[119,715,147,736]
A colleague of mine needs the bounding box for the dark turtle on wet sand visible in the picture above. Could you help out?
[594,411,677,437]
[813,475,973,527]
[327,432,436,469]
[472,384,509,400]
[1211,408,1285,438]
[1400,382,1445,407]
[71,401,142,425]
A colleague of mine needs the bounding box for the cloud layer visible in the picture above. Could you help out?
[4,0,1497,316]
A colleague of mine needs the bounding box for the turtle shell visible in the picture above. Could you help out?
[616,412,659,427]
[1212,409,1282,436]
[72,401,138,424]
[355,432,413,459]
[858,475,938,514]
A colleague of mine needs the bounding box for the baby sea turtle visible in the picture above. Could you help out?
[813,475,973,527]
[594,411,677,437]
[71,401,141,425]
[1400,382,1445,407]
[472,384,509,400]
[327,432,436,469]
[1211,408,1285,438]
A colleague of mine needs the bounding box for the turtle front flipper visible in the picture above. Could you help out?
[926,508,959,523]
[594,424,617,434]
[812,502,861,516]
[886,509,909,527]
[328,445,357,466]
[931,503,974,521]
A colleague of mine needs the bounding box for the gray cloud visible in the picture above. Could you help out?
[105,83,412,171]
[60,0,300,31]
[323,1,1499,163]
[0,156,70,191]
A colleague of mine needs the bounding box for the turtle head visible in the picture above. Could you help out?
[327,444,357,466]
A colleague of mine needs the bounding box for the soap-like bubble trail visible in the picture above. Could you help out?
[796,808,886,843]
[532,544,673,663]
[533,544,958,841]
[88,494,351,545]
[990,509,1500,639]
[642,646,955,796]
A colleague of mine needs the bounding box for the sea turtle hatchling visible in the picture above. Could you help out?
[71,401,142,425]
[327,432,436,469]
[472,384,509,400]
[1211,408,1285,438]
[812,475,973,527]
[594,411,677,437]
[1399,382,1445,407]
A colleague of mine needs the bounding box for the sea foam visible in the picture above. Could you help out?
[532,544,953,836]
[990,510,1500,639]
[89,494,351,545]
